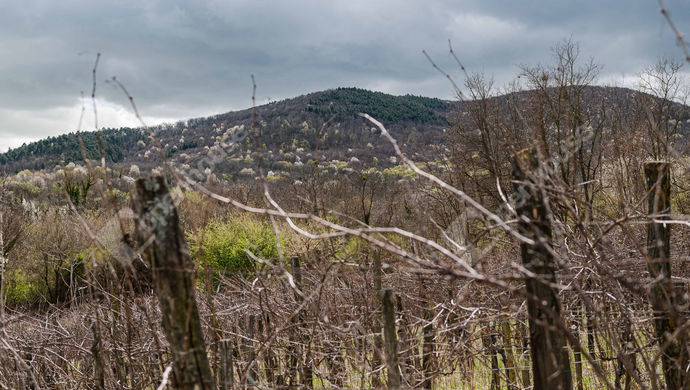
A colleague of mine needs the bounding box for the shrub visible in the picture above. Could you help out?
[190,215,283,276]
[4,269,42,306]
[8,181,40,199]
[181,140,198,150]
[7,211,91,307]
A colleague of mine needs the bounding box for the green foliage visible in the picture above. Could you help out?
[48,252,86,305]
[5,210,93,307]
[382,164,418,179]
[0,127,146,171]
[8,181,40,199]
[190,215,283,276]
[111,188,131,206]
[166,146,178,158]
[336,237,367,259]
[64,176,94,206]
[180,140,198,150]
[4,269,41,306]
[3,228,87,308]
[307,87,449,125]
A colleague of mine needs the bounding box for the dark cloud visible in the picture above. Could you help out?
[0,0,689,151]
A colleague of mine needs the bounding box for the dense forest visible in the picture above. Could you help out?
[306,87,450,125]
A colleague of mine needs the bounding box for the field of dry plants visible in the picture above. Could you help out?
[4,5,690,389]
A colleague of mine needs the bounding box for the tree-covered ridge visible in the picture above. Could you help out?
[0,128,146,170]
[307,87,450,125]
[0,87,453,173]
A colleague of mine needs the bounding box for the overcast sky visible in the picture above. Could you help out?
[1,0,689,152]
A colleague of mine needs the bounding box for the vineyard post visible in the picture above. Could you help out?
[371,250,383,388]
[382,288,401,388]
[219,339,234,389]
[132,176,213,389]
[513,149,572,390]
[644,161,689,390]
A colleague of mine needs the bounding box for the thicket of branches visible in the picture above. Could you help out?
[2,14,690,390]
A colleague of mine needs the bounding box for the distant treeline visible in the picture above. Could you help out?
[0,128,146,171]
[306,87,450,125]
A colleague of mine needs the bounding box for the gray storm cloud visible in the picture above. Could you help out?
[0,0,688,151]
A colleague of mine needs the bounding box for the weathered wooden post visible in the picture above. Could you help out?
[258,315,278,385]
[644,162,689,390]
[247,314,258,385]
[519,322,531,390]
[570,304,584,390]
[395,294,413,386]
[500,318,518,390]
[91,321,105,389]
[481,323,500,390]
[291,256,313,389]
[286,259,299,387]
[382,289,401,389]
[371,251,384,388]
[512,149,572,390]
[132,176,213,389]
[419,276,435,390]
[218,339,234,389]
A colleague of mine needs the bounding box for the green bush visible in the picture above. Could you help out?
[8,181,40,199]
[4,269,42,306]
[7,213,91,307]
[191,215,283,276]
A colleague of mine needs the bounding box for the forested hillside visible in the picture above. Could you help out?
[0,128,146,171]
[0,88,451,173]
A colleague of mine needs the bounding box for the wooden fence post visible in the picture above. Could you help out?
[132,176,213,389]
[419,276,435,390]
[258,314,279,385]
[91,321,105,389]
[286,258,299,387]
[481,323,501,390]
[519,322,531,390]
[570,304,584,390]
[500,318,518,390]
[291,256,313,389]
[644,162,689,390]
[395,294,413,386]
[219,339,234,389]
[382,289,401,388]
[247,314,258,385]
[371,251,384,388]
[512,149,572,390]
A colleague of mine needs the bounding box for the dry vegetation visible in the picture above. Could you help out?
[2,22,690,390]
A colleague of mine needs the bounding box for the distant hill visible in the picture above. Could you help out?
[0,87,453,173]
[2,85,690,175]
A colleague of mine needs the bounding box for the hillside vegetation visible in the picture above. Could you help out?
[0,87,451,173]
[4,52,690,388]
